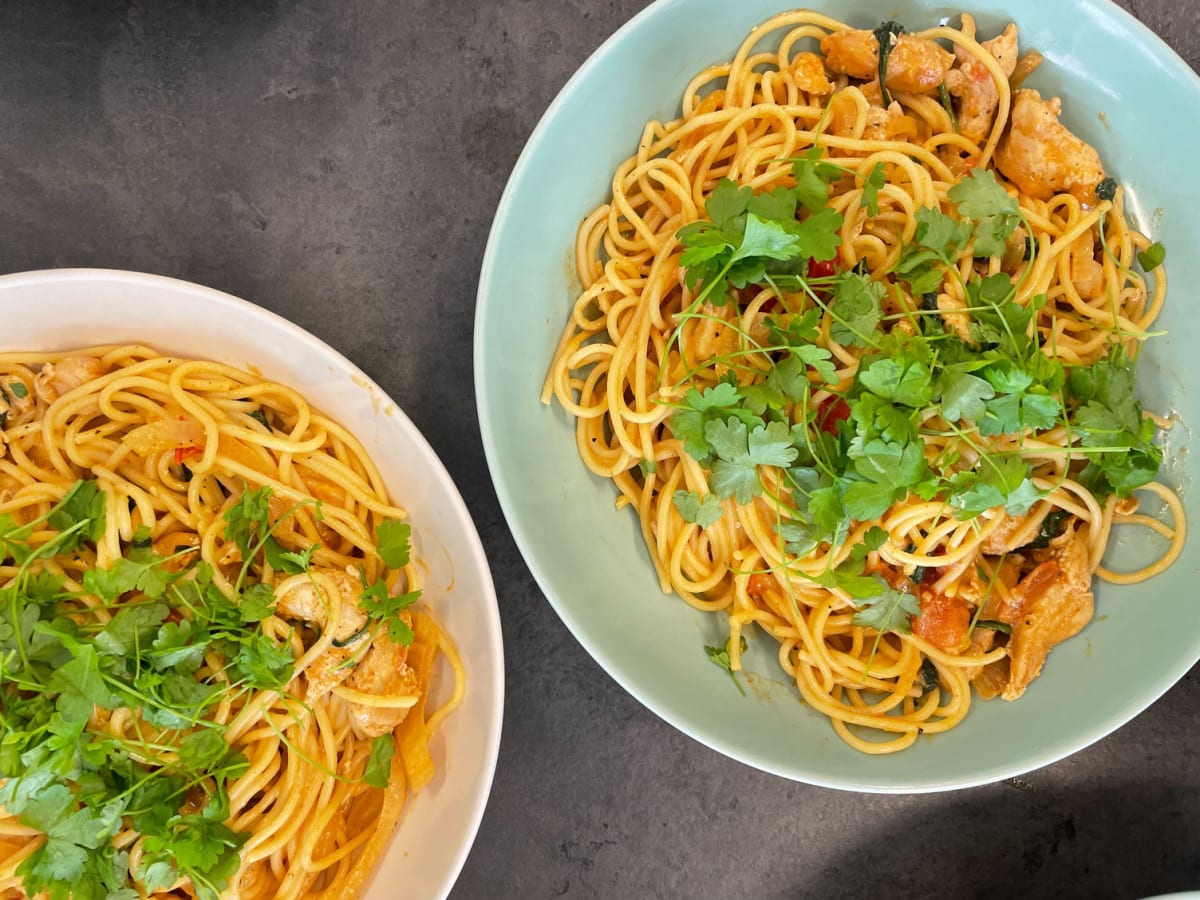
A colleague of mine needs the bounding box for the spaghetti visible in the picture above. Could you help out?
[0,345,464,897]
[544,11,1184,753]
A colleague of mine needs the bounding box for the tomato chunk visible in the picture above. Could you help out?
[747,573,776,599]
[816,396,851,435]
[912,590,971,651]
[807,258,837,280]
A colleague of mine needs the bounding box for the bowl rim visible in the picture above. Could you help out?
[474,1,1200,792]
[0,266,505,894]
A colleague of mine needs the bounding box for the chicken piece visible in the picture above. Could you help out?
[276,569,367,700]
[995,89,1105,201]
[1001,225,1030,273]
[0,380,35,424]
[862,101,917,142]
[791,51,833,95]
[945,24,1019,145]
[1001,526,1094,700]
[345,624,420,739]
[936,293,972,341]
[825,88,866,138]
[123,417,206,456]
[946,562,994,607]
[981,504,1051,555]
[820,29,877,80]
[820,30,954,95]
[1069,229,1105,300]
[33,356,104,404]
[960,620,1002,686]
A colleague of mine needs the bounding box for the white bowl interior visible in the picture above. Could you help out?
[0,268,503,900]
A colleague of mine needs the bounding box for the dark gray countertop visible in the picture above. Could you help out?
[1,2,1196,898]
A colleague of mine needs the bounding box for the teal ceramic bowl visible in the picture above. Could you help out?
[476,0,1200,791]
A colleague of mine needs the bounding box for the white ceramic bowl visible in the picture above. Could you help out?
[0,268,503,899]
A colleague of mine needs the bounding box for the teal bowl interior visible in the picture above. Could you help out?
[475,0,1200,791]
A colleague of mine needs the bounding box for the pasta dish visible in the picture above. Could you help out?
[544,11,1184,753]
[0,345,463,897]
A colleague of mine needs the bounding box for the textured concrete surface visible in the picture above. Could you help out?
[0,1,1197,898]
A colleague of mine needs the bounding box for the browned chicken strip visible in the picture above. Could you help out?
[1001,526,1094,700]
[820,30,954,95]
[945,23,1019,144]
[995,89,1105,201]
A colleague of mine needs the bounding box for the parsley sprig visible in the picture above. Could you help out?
[0,479,419,898]
[667,153,1165,673]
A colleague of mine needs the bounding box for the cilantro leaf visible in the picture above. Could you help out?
[842,480,898,521]
[222,486,272,557]
[851,584,921,633]
[263,536,317,575]
[895,206,971,294]
[858,356,934,408]
[83,551,171,603]
[359,581,420,646]
[707,419,798,505]
[141,796,248,900]
[673,490,723,528]
[862,162,886,217]
[830,271,884,347]
[47,645,120,720]
[766,355,813,404]
[94,603,169,659]
[176,730,243,779]
[778,519,820,557]
[376,519,412,569]
[791,146,842,213]
[47,480,106,551]
[363,735,396,788]
[790,207,843,263]
[678,224,731,269]
[704,636,749,696]
[948,168,1021,258]
[914,205,973,258]
[766,308,821,347]
[731,214,803,263]
[669,383,757,461]
[852,440,928,493]
[938,369,995,422]
[1004,478,1045,516]
[231,634,293,689]
[705,178,752,227]
[149,619,207,673]
[1137,241,1165,271]
[949,454,1031,517]
[1069,351,1163,498]
[237,581,277,622]
[746,186,798,222]
[808,483,850,548]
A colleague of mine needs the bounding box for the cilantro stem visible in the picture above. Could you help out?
[938,82,959,133]
[231,497,318,597]
[965,556,1006,639]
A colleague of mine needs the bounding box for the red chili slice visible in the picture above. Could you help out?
[174,445,203,465]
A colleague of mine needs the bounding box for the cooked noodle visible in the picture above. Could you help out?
[0,345,463,897]
[544,11,1184,753]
